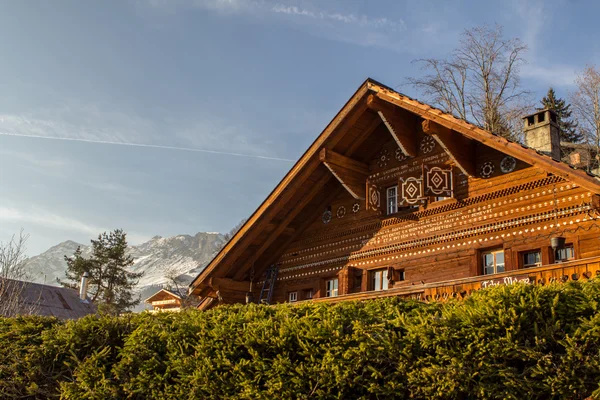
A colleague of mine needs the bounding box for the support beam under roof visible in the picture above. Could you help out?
[422,119,476,177]
[320,148,368,200]
[204,277,251,293]
[367,95,418,157]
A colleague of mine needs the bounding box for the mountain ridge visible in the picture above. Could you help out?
[25,232,226,290]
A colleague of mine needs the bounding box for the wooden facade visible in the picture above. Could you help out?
[145,289,183,312]
[189,79,600,309]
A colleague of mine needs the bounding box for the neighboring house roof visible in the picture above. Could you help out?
[144,288,183,304]
[189,78,600,296]
[1,278,96,319]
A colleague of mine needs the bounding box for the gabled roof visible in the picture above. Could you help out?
[144,288,183,304]
[1,278,97,319]
[189,78,600,296]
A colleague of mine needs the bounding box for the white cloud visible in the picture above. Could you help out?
[0,206,150,246]
[140,0,406,49]
[0,206,108,237]
[0,101,292,162]
[0,149,68,169]
[270,4,405,32]
[521,64,578,88]
[510,0,577,88]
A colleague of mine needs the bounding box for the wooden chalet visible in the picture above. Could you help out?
[189,79,600,309]
[145,289,184,312]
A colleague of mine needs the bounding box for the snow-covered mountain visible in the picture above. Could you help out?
[25,232,226,289]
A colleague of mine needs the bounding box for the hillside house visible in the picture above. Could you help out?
[189,79,600,309]
[0,278,96,319]
[145,289,184,312]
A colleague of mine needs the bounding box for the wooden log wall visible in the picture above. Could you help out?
[257,134,600,304]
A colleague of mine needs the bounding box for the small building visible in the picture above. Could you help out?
[0,278,97,319]
[145,289,184,312]
[561,142,599,173]
[189,79,600,309]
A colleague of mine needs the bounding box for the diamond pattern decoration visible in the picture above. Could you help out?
[424,165,453,196]
[400,177,425,205]
[405,182,419,197]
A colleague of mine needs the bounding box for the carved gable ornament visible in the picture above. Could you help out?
[399,176,425,205]
[424,165,453,197]
[366,180,382,213]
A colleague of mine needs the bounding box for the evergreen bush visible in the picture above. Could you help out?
[1,281,599,399]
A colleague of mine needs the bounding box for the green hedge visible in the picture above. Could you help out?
[2,280,600,399]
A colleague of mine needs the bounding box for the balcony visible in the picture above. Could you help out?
[309,256,600,304]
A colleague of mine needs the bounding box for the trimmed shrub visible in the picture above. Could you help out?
[1,281,599,399]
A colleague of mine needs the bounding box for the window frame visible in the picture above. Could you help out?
[386,185,398,215]
[398,268,405,281]
[482,249,505,275]
[522,249,542,268]
[325,278,339,297]
[288,291,298,302]
[369,268,389,291]
[304,289,313,300]
[555,244,575,262]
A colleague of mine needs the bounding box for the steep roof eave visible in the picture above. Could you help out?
[188,78,377,293]
[189,78,600,296]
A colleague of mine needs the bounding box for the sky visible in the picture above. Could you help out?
[1,0,600,256]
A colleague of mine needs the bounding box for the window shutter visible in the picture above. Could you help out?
[386,266,395,284]
[399,176,425,206]
[366,180,382,213]
[424,165,453,197]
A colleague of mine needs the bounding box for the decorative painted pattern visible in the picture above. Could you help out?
[278,206,595,277]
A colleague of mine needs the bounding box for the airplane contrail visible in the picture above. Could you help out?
[0,131,296,163]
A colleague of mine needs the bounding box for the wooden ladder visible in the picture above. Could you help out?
[258,264,279,304]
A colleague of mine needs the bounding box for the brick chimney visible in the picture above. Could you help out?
[523,109,561,161]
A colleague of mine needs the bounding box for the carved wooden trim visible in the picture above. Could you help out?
[367,94,418,157]
[279,203,593,272]
[286,175,567,249]
[422,119,476,177]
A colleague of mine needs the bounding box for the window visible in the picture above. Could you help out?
[434,196,449,202]
[288,291,297,302]
[398,269,405,281]
[538,112,545,123]
[353,274,362,290]
[387,186,398,215]
[370,269,389,291]
[482,249,505,275]
[555,244,575,262]
[527,115,535,126]
[522,250,541,268]
[325,279,338,297]
[304,289,313,300]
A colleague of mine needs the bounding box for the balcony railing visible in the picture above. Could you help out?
[309,256,600,304]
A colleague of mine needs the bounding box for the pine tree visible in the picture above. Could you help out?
[59,229,142,315]
[540,87,582,143]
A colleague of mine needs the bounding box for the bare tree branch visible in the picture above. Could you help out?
[570,65,600,173]
[407,24,532,139]
[0,230,40,317]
